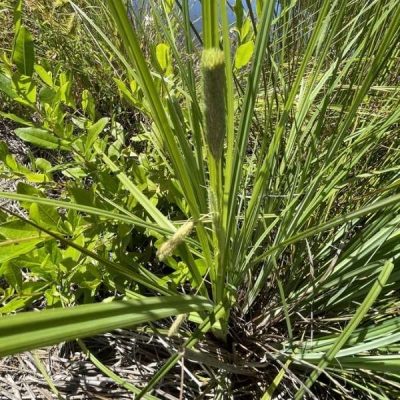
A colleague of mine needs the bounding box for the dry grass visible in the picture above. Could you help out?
[0,333,147,400]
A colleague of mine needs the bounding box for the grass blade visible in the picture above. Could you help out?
[0,295,213,358]
[294,259,394,399]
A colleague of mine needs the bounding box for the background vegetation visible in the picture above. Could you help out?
[0,0,399,398]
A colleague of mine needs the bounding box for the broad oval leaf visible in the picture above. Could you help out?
[14,127,70,150]
[86,117,109,151]
[12,26,35,76]
[235,41,255,69]
[0,111,33,126]
[156,43,172,75]
[0,238,45,264]
[0,261,22,291]
[0,220,42,239]
[0,73,17,99]
[34,64,53,86]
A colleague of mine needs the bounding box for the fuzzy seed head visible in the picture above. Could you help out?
[201,48,225,70]
[174,220,195,240]
[168,314,186,337]
[157,220,195,261]
[202,48,226,159]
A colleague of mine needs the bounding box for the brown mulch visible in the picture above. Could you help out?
[0,331,184,400]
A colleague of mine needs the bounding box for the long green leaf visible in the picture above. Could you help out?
[0,296,213,358]
[225,0,276,240]
[77,339,159,400]
[138,301,228,398]
[0,191,178,238]
[253,193,400,265]
[104,0,202,218]
[12,25,34,76]
[294,260,394,399]
[15,128,70,150]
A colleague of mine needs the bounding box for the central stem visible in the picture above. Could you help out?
[202,48,229,339]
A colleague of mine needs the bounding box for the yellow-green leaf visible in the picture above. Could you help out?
[13,26,35,76]
[163,0,174,13]
[34,65,53,86]
[235,41,255,69]
[156,43,172,76]
[15,127,71,150]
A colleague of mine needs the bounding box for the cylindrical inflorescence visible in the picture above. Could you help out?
[202,48,226,159]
